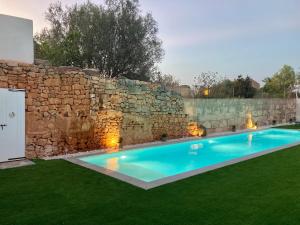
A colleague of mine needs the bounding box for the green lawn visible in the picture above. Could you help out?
[2,133,300,224]
[276,124,300,129]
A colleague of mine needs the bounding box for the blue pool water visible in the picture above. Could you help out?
[79,129,300,182]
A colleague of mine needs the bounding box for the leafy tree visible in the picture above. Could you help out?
[263,65,296,98]
[193,73,257,98]
[210,79,235,98]
[243,76,257,98]
[233,75,256,98]
[34,40,43,59]
[193,71,222,97]
[35,0,164,81]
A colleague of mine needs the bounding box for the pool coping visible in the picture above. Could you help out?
[65,127,300,190]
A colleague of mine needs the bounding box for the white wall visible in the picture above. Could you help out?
[0,14,33,64]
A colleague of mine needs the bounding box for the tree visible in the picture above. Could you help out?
[210,79,235,98]
[263,65,296,98]
[233,75,256,98]
[35,0,164,81]
[233,75,244,97]
[193,71,222,97]
[243,76,256,98]
[192,72,257,98]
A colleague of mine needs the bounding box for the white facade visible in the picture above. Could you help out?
[0,14,33,64]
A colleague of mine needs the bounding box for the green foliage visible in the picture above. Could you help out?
[276,124,300,129]
[35,0,164,81]
[193,72,257,98]
[263,65,296,98]
[211,79,235,98]
[233,75,257,98]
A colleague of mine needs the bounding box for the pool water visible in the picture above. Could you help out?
[79,129,300,182]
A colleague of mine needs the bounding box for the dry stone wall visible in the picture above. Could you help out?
[0,60,188,158]
[88,77,188,147]
[184,98,296,133]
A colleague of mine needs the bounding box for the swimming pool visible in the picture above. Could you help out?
[71,128,300,189]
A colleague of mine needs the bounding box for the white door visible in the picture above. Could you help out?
[0,88,25,162]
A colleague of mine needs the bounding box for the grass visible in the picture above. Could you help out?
[276,123,300,129]
[2,130,300,224]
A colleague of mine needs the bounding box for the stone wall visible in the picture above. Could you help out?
[184,98,296,133]
[1,60,296,158]
[0,60,188,158]
[88,77,188,147]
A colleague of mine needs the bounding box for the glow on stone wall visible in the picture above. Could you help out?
[96,110,122,149]
[187,122,204,136]
[104,127,120,148]
[246,112,257,129]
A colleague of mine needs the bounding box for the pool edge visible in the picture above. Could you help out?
[65,136,300,190]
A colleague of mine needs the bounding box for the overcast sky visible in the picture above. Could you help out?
[1,0,299,84]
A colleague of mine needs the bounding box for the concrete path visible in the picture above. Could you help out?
[0,159,34,169]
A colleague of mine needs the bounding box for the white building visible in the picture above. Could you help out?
[0,14,33,64]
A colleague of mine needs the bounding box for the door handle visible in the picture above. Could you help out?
[0,124,7,130]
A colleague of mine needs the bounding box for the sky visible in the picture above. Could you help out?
[0,0,300,85]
